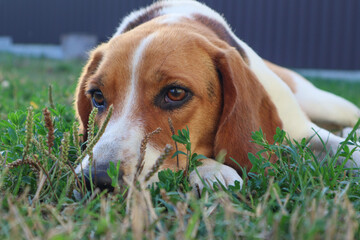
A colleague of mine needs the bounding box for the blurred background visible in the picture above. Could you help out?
[0,0,359,71]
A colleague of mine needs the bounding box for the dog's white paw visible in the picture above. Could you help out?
[189,159,243,196]
[340,127,360,138]
[342,147,360,170]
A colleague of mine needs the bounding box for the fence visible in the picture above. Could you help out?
[0,0,359,69]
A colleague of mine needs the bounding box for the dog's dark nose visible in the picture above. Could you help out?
[79,164,123,192]
[84,169,113,191]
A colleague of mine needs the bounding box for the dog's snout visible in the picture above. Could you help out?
[79,164,124,192]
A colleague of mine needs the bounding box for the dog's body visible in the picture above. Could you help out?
[75,0,360,190]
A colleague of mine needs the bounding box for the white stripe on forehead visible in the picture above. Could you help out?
[121,33,157,118]
[131,33,157,88]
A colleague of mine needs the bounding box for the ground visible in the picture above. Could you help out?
[1,53,360,239]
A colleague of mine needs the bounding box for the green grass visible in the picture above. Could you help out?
[1,54,360,239]
[0,53,82,119]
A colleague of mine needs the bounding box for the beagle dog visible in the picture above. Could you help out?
[75,0,360,191]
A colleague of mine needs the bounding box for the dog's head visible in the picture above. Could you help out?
[75,17,281,189]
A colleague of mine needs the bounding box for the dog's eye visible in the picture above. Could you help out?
[154,85,192,111]
[92,90,105,108]
[166,88,186,102]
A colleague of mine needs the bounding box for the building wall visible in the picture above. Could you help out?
[0,0,359,69]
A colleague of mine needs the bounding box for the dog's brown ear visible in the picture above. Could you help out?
[75,47,104,142]
[213,47,282,172]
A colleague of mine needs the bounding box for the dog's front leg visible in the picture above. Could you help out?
[189,159,243,196]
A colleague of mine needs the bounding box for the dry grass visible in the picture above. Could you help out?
[1,54,360,239]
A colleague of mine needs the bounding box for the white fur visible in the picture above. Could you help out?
[340,127,360,138]
[309,123,360,169]
[158,14,186,24]
[130,32,156,98]
[290,71,360,127]
[114,0,233,37]
[158,0,220,19]
[189,159,243,195]
[96,0,360,189]
[114,6,152,35]
[113,0,316,141]
[77,33,161,179]
[75,155,89,174]
[152,1,360,146]
[241,44,314,141]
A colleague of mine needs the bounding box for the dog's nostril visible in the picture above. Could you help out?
[79,166,124,192]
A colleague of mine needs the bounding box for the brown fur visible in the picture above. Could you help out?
[75,47,105,141]
[210,45,282,171]
[75,17,283,174]
[194,14,249,64]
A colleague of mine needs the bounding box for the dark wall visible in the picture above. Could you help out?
[1,0,359,69]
